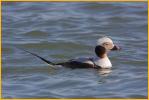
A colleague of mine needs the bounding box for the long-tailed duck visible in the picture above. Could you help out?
[20,37,120,69]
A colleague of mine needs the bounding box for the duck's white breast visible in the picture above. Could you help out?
[93,57,112,68]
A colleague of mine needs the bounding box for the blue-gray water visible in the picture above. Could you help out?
[2,2,148,98]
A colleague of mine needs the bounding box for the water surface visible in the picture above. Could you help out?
[2,2,148,98]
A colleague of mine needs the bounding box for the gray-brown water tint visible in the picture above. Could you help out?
[2,2,147,98]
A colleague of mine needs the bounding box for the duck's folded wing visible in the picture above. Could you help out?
[56,60,94,69]
[56,57,97,69]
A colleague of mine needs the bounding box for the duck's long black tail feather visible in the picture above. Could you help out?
[17,47,57,65]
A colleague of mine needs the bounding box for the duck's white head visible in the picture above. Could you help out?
[94,37,121,68]
[97,36,120,51]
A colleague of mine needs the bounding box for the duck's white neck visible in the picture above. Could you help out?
[94,55,112,68]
